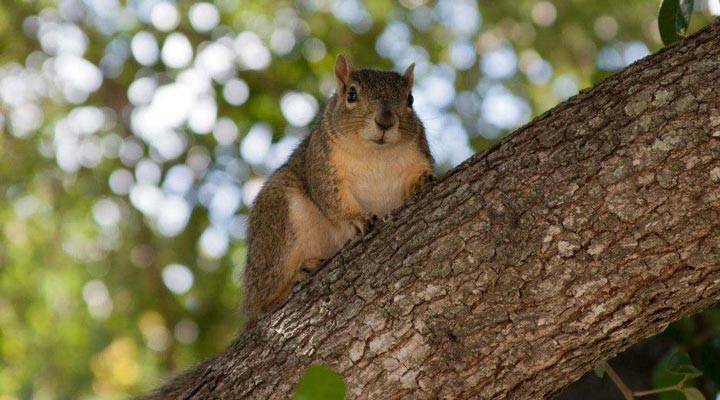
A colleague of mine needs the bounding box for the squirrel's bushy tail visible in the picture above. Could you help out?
[134,358,214,400]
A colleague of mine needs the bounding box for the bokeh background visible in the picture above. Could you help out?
[0,0,718,398]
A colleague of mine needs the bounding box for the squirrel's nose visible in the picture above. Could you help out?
[374,110,396,131]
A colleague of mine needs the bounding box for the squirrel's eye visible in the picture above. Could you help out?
[407,93,414,107]
[347,87,358,103]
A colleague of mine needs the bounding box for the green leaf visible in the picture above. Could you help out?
[681,388,706,400]
[675,0,694,36]
[294,365,346,400]
[667,351,703,378]
[653,352,690,400]
[658,0,695,46]
[593,363,606,378]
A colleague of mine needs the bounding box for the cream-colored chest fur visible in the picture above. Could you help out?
[332,142,430,217]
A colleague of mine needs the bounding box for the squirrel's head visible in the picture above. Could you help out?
[329,54,423,147]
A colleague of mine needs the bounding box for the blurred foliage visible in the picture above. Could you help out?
[0,0,717,399]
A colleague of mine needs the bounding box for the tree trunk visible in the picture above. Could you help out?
[148,19,720,400]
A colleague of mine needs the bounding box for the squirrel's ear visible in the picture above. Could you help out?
[403,63,416,87]
[334,54,354,91]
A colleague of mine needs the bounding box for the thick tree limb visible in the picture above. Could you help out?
[150,19,720,399]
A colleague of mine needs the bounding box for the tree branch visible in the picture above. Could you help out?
[603,362,634,399]
[145,18,720,400]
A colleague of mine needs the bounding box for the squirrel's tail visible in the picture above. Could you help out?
[134,357,214,400]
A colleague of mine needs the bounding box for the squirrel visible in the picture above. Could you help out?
[243,54,434,320]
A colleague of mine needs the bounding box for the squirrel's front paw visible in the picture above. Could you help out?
[351,214,379,235]
[409,171,435,196]
[416,171,435,190]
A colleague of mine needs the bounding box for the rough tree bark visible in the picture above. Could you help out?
[151,20,720,399]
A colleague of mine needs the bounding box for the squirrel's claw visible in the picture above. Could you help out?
[369,214,380,226]
[419,171,436,185]
[352,214,379,235]
[412,171,436,195]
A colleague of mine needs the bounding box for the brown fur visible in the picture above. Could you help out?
[243,54,434,320]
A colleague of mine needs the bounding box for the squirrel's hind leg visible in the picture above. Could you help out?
[287,188,354,281]
[291,258,325,283]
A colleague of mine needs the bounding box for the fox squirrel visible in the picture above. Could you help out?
[243,54,434,319]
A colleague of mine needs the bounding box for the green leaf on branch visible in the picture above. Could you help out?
[593,363,606,378]
[681,387,706,400]
[658,0,695,45]
[667,351,703,378]
[294,365,346,400]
